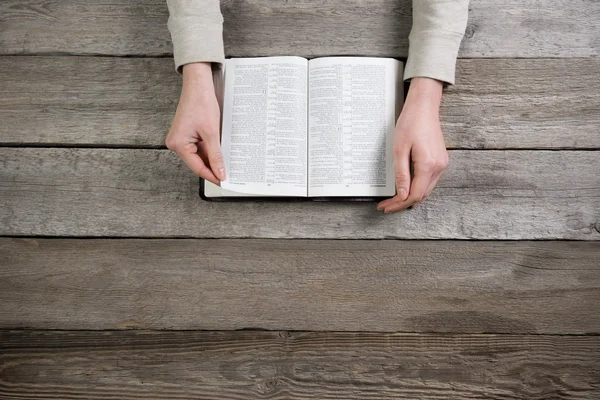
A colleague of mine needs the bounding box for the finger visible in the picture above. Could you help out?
[376,145,411,210]
[203,133,226,181]
[410,161,437,203]
[424,172,442,200]
[180,151,219,185]
[394,144,411,201]
[383,168,432,213]
[197,142,210,166]
[377,194,400,210]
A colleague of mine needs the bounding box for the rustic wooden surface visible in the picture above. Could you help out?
[0,0,598,57]
[1,330,599,400]
[1,148,598,239]
[1,0,599,397]
[2,56,600,149]
[1,238,598,332]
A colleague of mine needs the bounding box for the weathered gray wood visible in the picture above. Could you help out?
[1,238,598,332]
[449,58,600,149]
[1,57,600,149]
[1,330,599,399]
[0,148,599,239]
[0,0,598,58]
[0,56,179,147]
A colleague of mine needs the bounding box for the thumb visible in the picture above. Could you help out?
[394,145,411,201]
[204,134,226,181]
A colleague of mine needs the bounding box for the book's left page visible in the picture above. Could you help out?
[217,56,309,197]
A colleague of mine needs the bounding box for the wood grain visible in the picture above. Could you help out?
[0,0,598,58]
[0,148,599,240]
[1,330,599,399]
[1,238,598,332]
[1,57,600,149]
[0,56,179,147]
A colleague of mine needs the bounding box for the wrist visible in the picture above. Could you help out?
[182,62,215,92]
[406,77,443,109]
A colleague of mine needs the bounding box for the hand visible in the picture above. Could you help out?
[166,62,225,184]
[377,77,448,213]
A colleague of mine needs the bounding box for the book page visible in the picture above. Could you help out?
[220,57,308,197]
[204,181,274,198]
[308,57,402,197]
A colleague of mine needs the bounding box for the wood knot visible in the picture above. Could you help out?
[465,24,476,39]
[278,330,290,339]
[256,377,280,395]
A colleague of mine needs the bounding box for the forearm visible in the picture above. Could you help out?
[404,0,470,84]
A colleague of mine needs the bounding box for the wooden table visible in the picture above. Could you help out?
[1,1,599,398]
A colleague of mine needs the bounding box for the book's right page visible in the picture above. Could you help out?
[307,57,403,197]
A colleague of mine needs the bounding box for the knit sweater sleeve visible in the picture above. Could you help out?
[403,0,470,84]
[166,0,225,73]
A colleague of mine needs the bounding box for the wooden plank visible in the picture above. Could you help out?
[0,0,598,58]
[0,56,179,147]
[1,238,598,332]
[449,58,600,149]
[0,148,599,240]
[1,330,599,399]
[1,57,600,149]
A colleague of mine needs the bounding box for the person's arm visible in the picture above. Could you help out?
[404,0,470,85]
[167,0,225,72]
[165,0,226,182]
[378,0,469,213]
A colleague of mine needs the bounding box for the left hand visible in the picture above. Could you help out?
[377,77,448,213]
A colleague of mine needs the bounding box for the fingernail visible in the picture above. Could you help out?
[219,167,225,180]
[398,188,407,200]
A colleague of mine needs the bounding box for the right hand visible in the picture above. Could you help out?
[377,77,447,213]
[166,62,225,184]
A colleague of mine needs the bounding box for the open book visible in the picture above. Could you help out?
[203,56,403,199]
